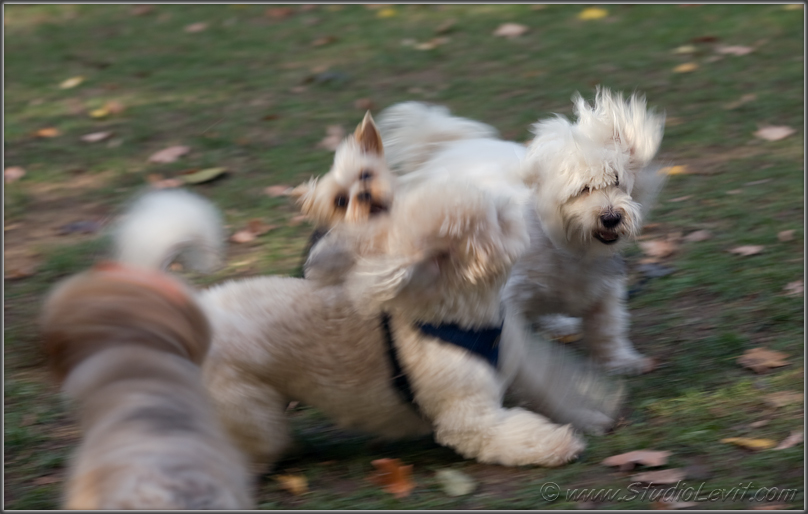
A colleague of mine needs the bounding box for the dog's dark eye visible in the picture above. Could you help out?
[581,186,591,194]
[334,194,348,208]
[359,169,373,181]
[615,178,620,187]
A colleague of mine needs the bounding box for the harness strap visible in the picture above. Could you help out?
[417,321,502,368]
[380,313,418,408]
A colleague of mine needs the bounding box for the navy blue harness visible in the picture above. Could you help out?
[381,313,503,409]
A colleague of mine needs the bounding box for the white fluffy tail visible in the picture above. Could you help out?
[377,102,500,174]
[112,189,224,272]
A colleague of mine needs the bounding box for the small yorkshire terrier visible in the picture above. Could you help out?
[111,183,623,471]
[378,88,666,374]
[40,262,253,509]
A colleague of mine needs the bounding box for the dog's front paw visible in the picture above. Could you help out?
[603,352,656,376]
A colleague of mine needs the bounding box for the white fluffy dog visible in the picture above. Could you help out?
[378,88,666,374]
[111,184,624,472]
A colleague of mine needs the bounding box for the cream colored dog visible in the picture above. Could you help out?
[111,182,625,472]
[377,88,666,374]
[40,262,253,510]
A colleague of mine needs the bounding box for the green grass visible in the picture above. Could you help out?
[4,4,804,510]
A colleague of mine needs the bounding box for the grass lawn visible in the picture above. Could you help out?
[4,4,804,510]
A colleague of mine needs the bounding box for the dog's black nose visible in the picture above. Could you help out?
[356,191,372,203]
[600,212,622,228]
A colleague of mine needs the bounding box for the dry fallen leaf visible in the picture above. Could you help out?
[435,18,456,34]
[660,165,691,175]
[749,420,770,428]
[289,214,308,227]
[716,45,754,56]
[4,166,26,183]
[180,167,227,185]
[148,145,190,163]
[370,458,415,498]
[602,450,671,471]
[632,468,687,485]
[230,230,256,244]
[317,125,345,151]
[377,7,397,18]
[639,239,678,260]
[720,437,777,451]
[59,76,84,89]
[275,474,308,495]
[81,131,113,143]
[435,469,477,497]
[754,126,796,141]
[763,391,803,408]
[783,280,803,296]
[247,219,277,236]
[414,37,449,51]
[737,347,789,374]
[185,22,208,33]
[683,230,712,242]
[777,229,795,242]
[728,245,764,256]
[265,185,292,197]
[266,7,294,19]
[354,98,375,110]
[773,430,803,450]
[672,62,699,73]
[131,5,154,16]
[32,475,61,486]
[492,23,529,38]
[35,127,61,138]
[311,35,338,47]
[672,44,698,54]
[724,93,757,110]
[578,7,608,20]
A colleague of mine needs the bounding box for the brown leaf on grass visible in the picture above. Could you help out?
[311,35,338,47]
[275,474,308,495]
[716,45,754,56]
[763,391,803,408]
[34,127,61,138]
[148,145,190,163]
[184,22,208,33]
[672,62,698,73]
[783,280,803,296]
[265,185,292,197]
[773,430,803,450]
[435,18,456,34]
[728,245,764,256]
[737,347,789,374]
[180,167,227,184]
[230,219,277,244]
[754,126,796,141]
[59,76,84,89]
[266,7,294,19]
[147,174,184,190]
[4,166,26,183]
[720,437,777,450]
[81,131,113,143]
[639,239,678,260]
[683,230,712,242]
[376,7,397,18]
[493,23,529,38]
[230,230,256,244]
[289,214,308,227]
[777,230,795,242]
[660,165,691,175]
[602,450,671,471]
[632,468,687,485]
[317,125,345,151]
[724,93,757,110]
[370,458,415,498]
[131,5,154,16]
[354,98,375,110]
[672,44,698,54]
[414,37,449,50]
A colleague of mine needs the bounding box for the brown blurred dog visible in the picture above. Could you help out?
[40,262,253,510]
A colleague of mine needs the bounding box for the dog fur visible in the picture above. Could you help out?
[377,88,666,374]
[40,263,253,509]
[110,184,629,472]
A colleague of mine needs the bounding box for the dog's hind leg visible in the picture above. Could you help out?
[204,366,291,475]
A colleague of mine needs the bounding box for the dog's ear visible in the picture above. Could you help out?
[632,162,668,219]
[289,178,318,214]
[354,111,384,157]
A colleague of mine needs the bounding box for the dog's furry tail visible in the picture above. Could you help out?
[377,101,500,174]
[111,189,224,272]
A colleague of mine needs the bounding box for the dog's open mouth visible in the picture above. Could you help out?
[369,202,389,216]
[594,231,619,245]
